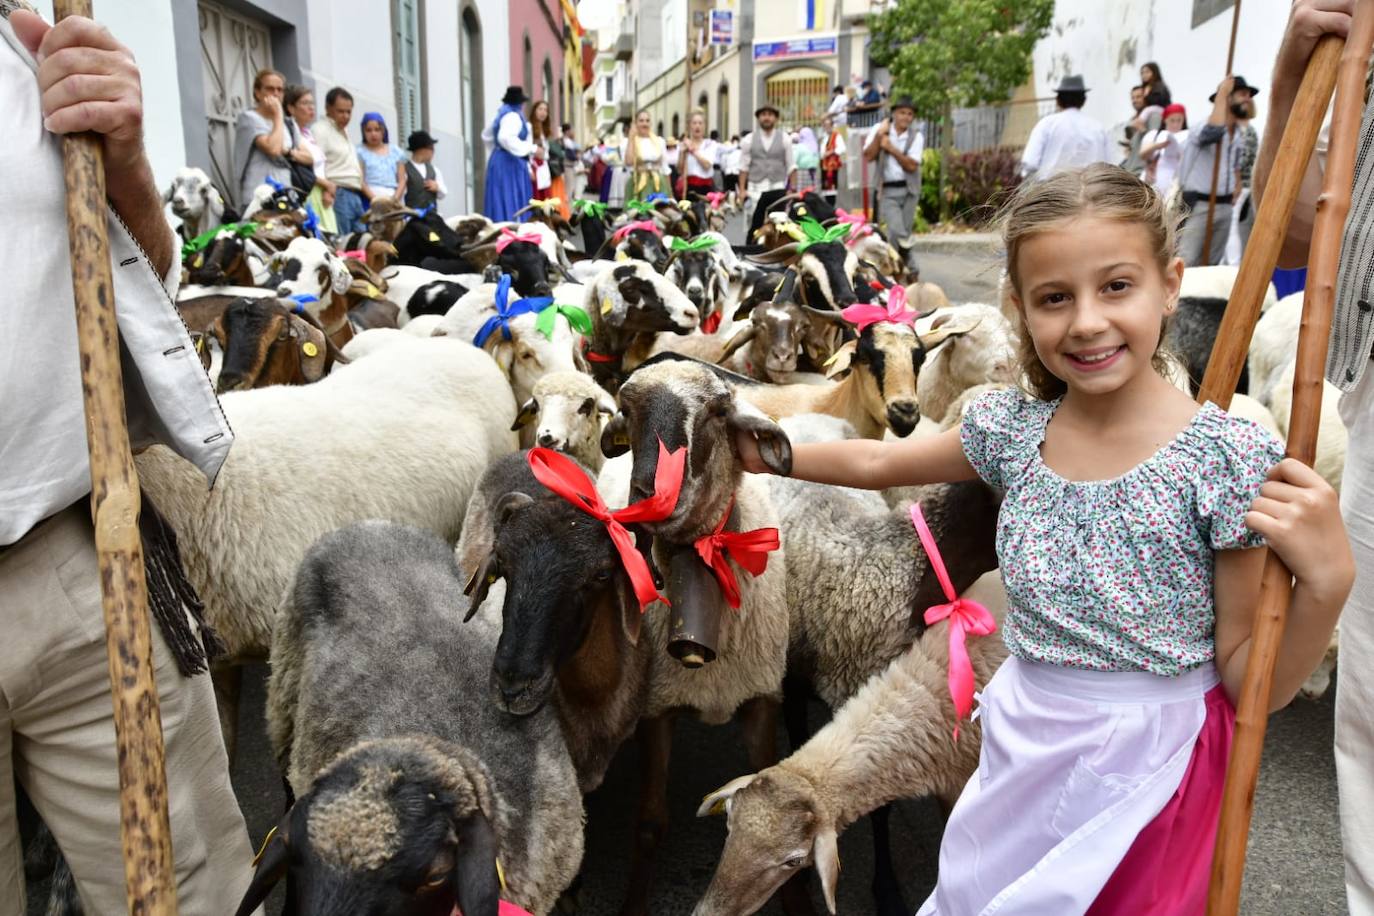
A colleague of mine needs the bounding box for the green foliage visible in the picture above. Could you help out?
[870,0,1054,118]
[917,146,1022,230]
[918,147,943,227]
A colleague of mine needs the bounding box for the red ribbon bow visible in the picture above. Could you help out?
[527,443,685,610]
[612,220,662,244]
[840,284,918,333]
[336,248,367,261]
[693,498,781,609]
[911,503,997,742]
[496,227,544,253]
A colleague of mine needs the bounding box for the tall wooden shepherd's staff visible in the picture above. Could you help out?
[1201,2,1374,913]
[1198,0,1243,261]
[53,0,179,911]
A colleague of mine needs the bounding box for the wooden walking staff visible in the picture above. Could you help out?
[1199,0,1242,262]
[53,0,180,911]
[1203,4,1374,913]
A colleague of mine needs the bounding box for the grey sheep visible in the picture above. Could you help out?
[257,521,583,916]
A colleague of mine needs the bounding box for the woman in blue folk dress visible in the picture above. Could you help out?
[483,85,536,222]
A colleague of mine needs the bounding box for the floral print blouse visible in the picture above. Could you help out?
[961,388,1285,676]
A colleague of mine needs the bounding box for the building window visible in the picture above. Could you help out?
[1191,0,1234,27]
[671,112,680,138]
[764,66,829,130]
[542,57,555,118]
[460,5,485,210]
[392,0,424,139]
[605,75,614,103]
[717,82,729,139]
[523,33,533,99]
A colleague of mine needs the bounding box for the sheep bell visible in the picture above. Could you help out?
[664,542,725,668]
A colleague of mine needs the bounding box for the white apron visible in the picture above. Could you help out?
[917,656,1216,915]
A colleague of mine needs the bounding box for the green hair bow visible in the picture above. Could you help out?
[668,236,719,252]
[624,198,656,217]
[181,221,260,259]
[573,199,608,219]
[794,217,851,253]
[534,302,593,340]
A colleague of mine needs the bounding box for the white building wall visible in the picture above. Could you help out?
[32,0,187,196]
[1032,1,1286,140]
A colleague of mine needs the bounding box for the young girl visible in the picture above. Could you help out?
[737,164,1352,913]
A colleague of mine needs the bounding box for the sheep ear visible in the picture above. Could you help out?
[823,340,857,379]
[728,404,792,476]
[601,411,631,458]
[162,183,174,204]
[454,812,501,916]
[511,397,540,431]
[295,317,329,382]
[696,772,757,817]
[329,255,352,295]
[614,568,643,647]
[918,315,981,350]
[813,827,840,915]
[463,551,499,622]
[233,817,291,916]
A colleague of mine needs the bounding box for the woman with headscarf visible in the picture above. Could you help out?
[624,109,669,200]
[794,126,820,190]
[356,111,407,204]
[482,85,536,222]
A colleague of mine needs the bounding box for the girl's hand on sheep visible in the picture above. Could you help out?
[1245,458,1354,602]
[735,428,772,475]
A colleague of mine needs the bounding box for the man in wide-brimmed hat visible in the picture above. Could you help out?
[739,101,797,236]
[403,129,447,212]
[1175,74,1263,266]
[1177,74,1263,265]
[483,85,538,221]
[864,94,924,275]
[1020,74,1114,182]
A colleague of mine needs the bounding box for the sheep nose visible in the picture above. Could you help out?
[681,305,701,326]
[493,669,532,705]
[687,287,705,306]
[276,285,293,297]
[889,401,918,421]
[536,433,560,449]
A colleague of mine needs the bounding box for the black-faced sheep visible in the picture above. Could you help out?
[252,521,582,916]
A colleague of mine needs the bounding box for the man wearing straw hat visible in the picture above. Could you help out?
[1255,2,1372,911]
[1020,75,1114,182]
[1,4,255,911]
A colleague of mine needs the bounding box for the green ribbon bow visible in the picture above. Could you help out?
[794,217,851,253]
[573,199,608,219]
[668,236,719,252]
[625,199,656,217]
[181,221,260,259]
[535,302,593,340]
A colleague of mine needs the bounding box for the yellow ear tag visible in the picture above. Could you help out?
[252,825,279,867]
[192,254,204,268]
[615,250,630,262]
[365,283,381,299]
[428,231,440,242]
[601,297,614,315]
[302,342,319,357]
[194,336,205,354]
[614,433,630,446]
[796,206,808,216]
[823,351,841,367]
[496,857,508,892]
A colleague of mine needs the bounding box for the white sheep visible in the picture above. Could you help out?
[164,167,227,239]
[338,327,411,361]
[403,313,444,337]
[135,338,518,748]
[1248,291,1303,401]
[1267,358,1347,492]
[431,283,582,408]
[694,572,1009,916]
[914,303,1018,425]
[511,371,616,470]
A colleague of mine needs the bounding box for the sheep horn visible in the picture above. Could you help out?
[461,243,499,263]
[800,302,850,325]
[746,243,800,265]
[718,324,757,362]
[513,204,536,218]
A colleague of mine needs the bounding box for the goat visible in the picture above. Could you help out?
[165,166,229,239]
[210,297,346,394]
[580,262,700,392]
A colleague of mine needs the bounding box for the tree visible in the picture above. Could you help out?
[869,0,1052,221]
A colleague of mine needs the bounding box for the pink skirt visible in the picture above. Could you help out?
[1089,685,1235,914]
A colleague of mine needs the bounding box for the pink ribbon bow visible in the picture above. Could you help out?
[705,191,727,210]
[911,503,997,742]
[336,248,366,261]
[839,284,919,332]
[612,220,662,244]
[835,208,874,245]
[496,227,543,253]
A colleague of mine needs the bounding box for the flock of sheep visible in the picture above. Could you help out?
[44,168,1342,916]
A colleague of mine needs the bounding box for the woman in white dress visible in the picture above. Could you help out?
[1139,103,1188,199]
[624,109,669,200]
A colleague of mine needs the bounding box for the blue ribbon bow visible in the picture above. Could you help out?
[287,293,319,315]
[472,275,550,348]
[302,203,322,239]
[414,203,436,219]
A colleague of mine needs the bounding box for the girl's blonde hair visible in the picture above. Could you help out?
[999,163,1184,400]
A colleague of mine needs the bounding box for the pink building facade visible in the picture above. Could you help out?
[507,0,569,126]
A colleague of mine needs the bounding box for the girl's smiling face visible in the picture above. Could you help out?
[1012,216,1183,397]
